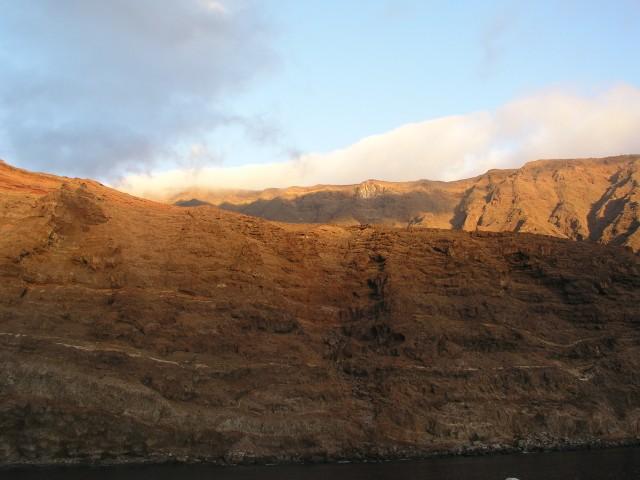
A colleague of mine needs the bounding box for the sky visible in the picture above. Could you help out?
[1,0,640,196]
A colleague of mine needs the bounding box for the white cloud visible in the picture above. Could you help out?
[201,0,227,15]
[0,0,273,177]
[119,84,640,199]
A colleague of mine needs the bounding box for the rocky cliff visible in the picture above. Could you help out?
[174,155,640,251]
[1,160,640,465]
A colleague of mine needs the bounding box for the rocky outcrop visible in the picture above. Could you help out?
[1,161,640,465]
[180,155,640,251]
[354,180,387,199]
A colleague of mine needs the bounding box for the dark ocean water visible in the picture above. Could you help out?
[3,447,640,480]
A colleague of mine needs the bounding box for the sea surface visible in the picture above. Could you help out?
[3,447,640,480]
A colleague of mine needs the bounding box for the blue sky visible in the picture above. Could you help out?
[1,1,640,193]
[220,0,640,165]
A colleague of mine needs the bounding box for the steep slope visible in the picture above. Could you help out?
[1,161,640,465]
[460,156,640,251]
[172,155,640,251]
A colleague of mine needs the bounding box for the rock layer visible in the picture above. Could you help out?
[174,155,640,251]
[1,160,640,465]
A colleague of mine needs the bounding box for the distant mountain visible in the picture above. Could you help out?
[1,159,640,465]
[167,155,640,251]
[174,198,211,207]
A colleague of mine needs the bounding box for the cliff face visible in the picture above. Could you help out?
[459,157,640,251]
[176,156,640,251]
[1,161,640,465]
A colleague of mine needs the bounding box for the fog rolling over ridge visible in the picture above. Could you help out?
[118,85,640,198]
[171,155,640,252]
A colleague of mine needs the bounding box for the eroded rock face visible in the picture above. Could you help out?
[176,155,640,252]
[1,161,640,465]
[354,181,387,200]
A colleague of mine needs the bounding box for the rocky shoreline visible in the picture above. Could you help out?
[2,438,640,469]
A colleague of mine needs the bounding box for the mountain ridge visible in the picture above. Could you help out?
[170,155,640,251]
